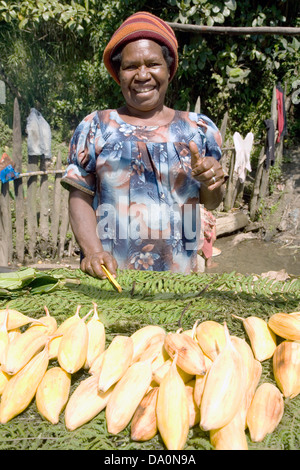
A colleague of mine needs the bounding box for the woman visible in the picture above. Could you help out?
[61,11,226,279]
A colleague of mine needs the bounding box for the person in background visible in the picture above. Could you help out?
[61,11,226,279]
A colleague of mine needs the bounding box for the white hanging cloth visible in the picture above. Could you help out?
[233,131,254,183]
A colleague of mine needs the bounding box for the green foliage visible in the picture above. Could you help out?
[0,0,299,147]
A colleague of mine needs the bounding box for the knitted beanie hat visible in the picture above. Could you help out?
[103,11,178,84]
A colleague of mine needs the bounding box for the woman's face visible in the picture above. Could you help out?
[118,39,170,115]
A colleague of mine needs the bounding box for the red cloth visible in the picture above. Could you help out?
[276,87,285,143]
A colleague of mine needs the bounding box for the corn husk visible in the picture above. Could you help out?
[200,322,246,431]
[241,359,262,429]
[65,374,115,431]
[193,354,212,408]
[273,340,300,399]
[84,302,106,370]
[246,382,284,442]
[88,350,106,376]
[2,328,49,375]
[232,314,277,362]
[138,335,168,372]
[210,412,248,450]
[98,335,134,392]
[268,312,300,341]
[0,307,43,330]
[230,336,255,388]
[130,325,166,362]
[48,305,82,359]
[57,310,92,374]
[152,358,194,385]
[156,351,190,450]
[0,367,10,395]
[131,387,159,441]
[185,379,200,428]
[196,320,226,360]
[8,328,22,342]
[0,309,9,364]
[27,306,57,335]
[163,331,206,376]
[36,366,71,424]
[0,342,49,423]
[105,359,153,435]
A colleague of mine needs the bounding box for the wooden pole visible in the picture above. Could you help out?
[51,151,62,256]
[39,156,49,241]
[12,97,25,263]
[167,23,300,36]
[26,155,39,260]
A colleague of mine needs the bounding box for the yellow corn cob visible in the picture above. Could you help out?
[65,374,115,431]
[240,359,262,429]
[273,340,300,399]
[210,412,248,450]
[0,342,49,423]
[27,306,57,335]
[36,366,71,424]
[130,325,166,362]
[268,312,300,341]
[232,314,277,361]
[195,320,226,360]
[131,387,159,441]
[152,358,194,385]
[84,302,106,370]
[0,307,43,330]
[48,305,82,359]
[193,354,212,408]
[57,310,92,374]
[98,335,134,392]
[105,358,153,435]
[200,322,246,431]
[185,379,200,428]
[246,382,284,442]
[2,328,49,375]
[163,331,206,376]
[0,367,10,395]
[0,309,9,365]
[156,351,190,450]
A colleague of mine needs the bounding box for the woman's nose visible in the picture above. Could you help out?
[136,65,150,80]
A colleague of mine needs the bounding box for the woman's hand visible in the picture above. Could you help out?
[189,140,225,190]
[80,251,118,280]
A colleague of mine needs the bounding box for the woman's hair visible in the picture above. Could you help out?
[111,44,174,80]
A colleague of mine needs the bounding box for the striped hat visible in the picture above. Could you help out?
[103,11,178,84]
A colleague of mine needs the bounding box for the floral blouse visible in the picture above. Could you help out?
[61,109,222,273]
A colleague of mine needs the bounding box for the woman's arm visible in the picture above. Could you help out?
[68,188,118,279]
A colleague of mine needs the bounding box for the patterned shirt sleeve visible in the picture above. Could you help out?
[61,111,100,195]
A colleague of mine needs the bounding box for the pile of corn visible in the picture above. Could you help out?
[0,303,299,451]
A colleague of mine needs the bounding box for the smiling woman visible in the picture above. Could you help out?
[61,11,226,279]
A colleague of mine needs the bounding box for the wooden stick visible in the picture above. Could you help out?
[167,23,300,36]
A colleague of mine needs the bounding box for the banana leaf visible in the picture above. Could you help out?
[0,268,79,298]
